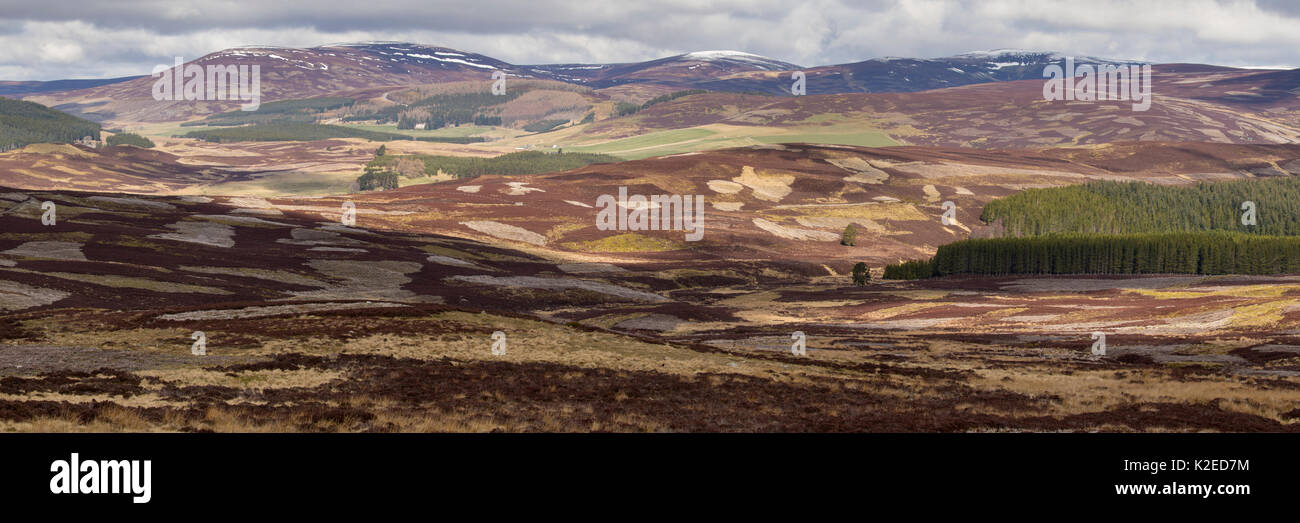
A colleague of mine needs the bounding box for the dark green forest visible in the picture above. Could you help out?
[980,179,1300,236]
[929,232,1300,276]
[105,133,155,148]
[0,98,101,151]
[886,178,1300,279]
[523,119,569,133]
[885,232,1300,279]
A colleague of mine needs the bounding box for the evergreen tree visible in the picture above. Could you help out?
[851,262,869,285]
[841,224,857,246]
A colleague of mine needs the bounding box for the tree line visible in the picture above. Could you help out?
[885,231,1300,278]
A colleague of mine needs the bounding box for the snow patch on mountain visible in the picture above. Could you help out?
[680,50,798,70]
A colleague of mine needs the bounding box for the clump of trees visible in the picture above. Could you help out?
[851,262,870,285]
[106,133,155,148]
[883,259,937,280]
[357,163,399,191]
[382,91,519,129]
[614,102,641,117]
[841,224,857,246]
[523,119,569,133]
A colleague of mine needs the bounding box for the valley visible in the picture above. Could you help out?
[4,41,1300,433]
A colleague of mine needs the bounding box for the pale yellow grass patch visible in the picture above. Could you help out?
[732,166,794,202]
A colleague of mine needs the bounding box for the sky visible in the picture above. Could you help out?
[1,0,1298,80]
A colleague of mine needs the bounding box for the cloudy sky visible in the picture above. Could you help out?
[2,0,1298,80]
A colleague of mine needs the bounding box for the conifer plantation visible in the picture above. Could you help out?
[981,178,1300,236]
[0,98,102,150]
[887,179,1300,278]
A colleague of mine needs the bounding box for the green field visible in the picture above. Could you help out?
[565,128,719,159]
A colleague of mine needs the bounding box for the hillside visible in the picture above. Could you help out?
[282,142,1300,274]
[549,65,1300,153]
[22,43,568,125]
[19,43,1285,132]
[0,98,102,151]
[6,179,1300,432]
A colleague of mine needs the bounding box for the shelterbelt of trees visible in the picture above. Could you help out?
[0,98,101,151]
[885,178,1300,279]
[922,232,1300,276]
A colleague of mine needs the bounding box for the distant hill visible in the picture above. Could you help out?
[22,42,568,125]
[531,50,802,90]
[19,43,1215,126]
[0,76,141,97]
[0,98,101,151]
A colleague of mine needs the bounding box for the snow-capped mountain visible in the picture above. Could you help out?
[678,50,801,71]
[18,43,1188,124]
[781,49,1149,94]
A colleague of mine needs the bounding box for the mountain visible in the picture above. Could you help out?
[549,62,1300,152]
[23,42,565,125]
[532,50,801,89]
[0,76,142,98]
[715,49,1149,95]
[539,48,1153,95]
[17,43,1280,127]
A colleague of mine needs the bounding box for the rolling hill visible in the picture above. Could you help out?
[0,98,102,151]
[20,43,1282,129]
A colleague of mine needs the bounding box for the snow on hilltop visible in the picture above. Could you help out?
[678,50,800,70]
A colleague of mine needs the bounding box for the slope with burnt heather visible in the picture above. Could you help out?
[0,143,258,193]
[3,184,1300,432]
[302,142,1300,277]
